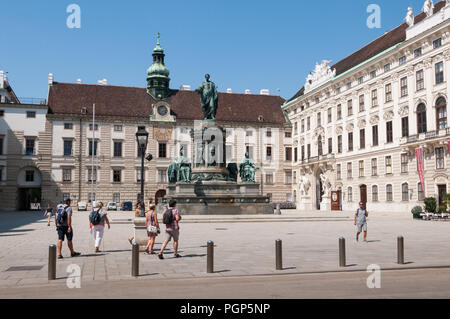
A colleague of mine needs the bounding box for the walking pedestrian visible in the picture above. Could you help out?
[145,205,160,254]
[44,203,54,226]
[89,202,110,253]
[355,201,369,242]
[158,199,182,260]
[56,198,81,259]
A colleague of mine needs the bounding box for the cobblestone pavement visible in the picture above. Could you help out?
[0,209,449,289]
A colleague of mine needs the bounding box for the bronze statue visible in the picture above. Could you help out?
[196,74,219,120]
[239,152,259,183]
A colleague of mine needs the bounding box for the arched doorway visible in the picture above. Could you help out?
[17,167,42,211]
[360,185,367,209]
[155,189,167,205]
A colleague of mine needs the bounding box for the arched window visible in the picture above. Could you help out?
[386,184,393,202]
[372,185,378,202]
[417,103,427,134]
[318,136,323,156]
[348,187,353,202]
[402,183,409,201]
[436,97,447,130]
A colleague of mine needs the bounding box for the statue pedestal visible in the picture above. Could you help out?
[298,196,313,211]
[320,196,331,211]
[133,218,148,251]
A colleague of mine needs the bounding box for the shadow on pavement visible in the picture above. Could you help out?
[0,211,44,234]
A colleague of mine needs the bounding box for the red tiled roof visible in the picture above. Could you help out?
[287,0,446,103]
[48,82,287,125]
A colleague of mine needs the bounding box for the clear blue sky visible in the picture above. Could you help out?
[1,0,429,100]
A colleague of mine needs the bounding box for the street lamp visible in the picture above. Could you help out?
[136,126,149,218]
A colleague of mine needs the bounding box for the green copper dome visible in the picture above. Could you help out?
[147,33,171,100]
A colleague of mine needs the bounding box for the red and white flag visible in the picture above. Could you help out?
[416,148,425,195]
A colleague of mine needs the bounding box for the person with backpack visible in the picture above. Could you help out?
[89,202,110,253]
[144,205,160,254]
[158,199,182,260]
[56,198,81,259]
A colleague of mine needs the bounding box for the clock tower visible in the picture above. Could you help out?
[147,33,171,100]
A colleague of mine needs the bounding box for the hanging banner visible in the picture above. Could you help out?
[448,141,450,153]
[416,148,425,195]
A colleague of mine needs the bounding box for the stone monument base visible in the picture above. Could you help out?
[320,196,331,211]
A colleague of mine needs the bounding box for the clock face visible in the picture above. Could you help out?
[157,105,168,116]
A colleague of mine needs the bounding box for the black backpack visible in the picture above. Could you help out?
[56,206,68,225]
[89,209,102,225]
[163,208,174,225]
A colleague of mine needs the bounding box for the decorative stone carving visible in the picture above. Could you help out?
[423,0,434,17]
[346,123,354,131]
[398,105,409,117]
[357,119,366,129]
[299,137,305,145]
[383,111,394,121]
[370,115,380,125]
[153,127,173,141]
[406,7,415,27]
[313,127,325,140]
[336,126,343,135]
[320,173,332,196]
[299,175,311,196]
[304,60,336,94]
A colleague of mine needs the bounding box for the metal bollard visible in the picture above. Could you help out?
[48,245,56,280]
[397,236,404,265]
[339,237,346,267]
[275,239,283,270]
[207,241,214,274]
[132,243,139,277]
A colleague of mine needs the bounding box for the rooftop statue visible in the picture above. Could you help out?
[239,152,259,183]
[406,7,414,27]
[196,74,219,121]
[423,0,434,17]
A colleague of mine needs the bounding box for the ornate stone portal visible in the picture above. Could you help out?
[164,75,272,215]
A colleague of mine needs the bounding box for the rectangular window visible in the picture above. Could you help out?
[328,137,333,154]
[337,164,342,180]
[418,183,425,201]
[64,123,73,130]
[346,82,352,90]
[371,158,378,176]
[285,147,292,161]
[87,168,97,182]
[307,144,311,159]
[158,169,168,183]
[328,108,332,123]
[63,169,72,182]
[137,169,144,182]
[89,140,98,157]
[372,186,378,202]
[114,125,123,132]
[385,83,392,102]
[372,125,379,146]
[88,193,96,203]
[348,132,353,152]
[89,124,99,131]
[114,141,122,157]
[226,145,232,160]
[436,147,445,169]
[285,171,293,185]
[348,188,353,202]
[25,138,35,155]
[285,132,292,138]
[384,63,391,72]
[338,135,342,154]
[26,111,36,118]
[337,105,342,120]
[359,160,364,178]
[399,56,407,65]
[436,62,444,84]
[113,193,120,203]
[265,174,274,185]
[300,120,304,133]
[400,77,408,97]
[386,121,393,144]
[402,184,409,202]
[63,140,73,156]
[359,95,365,112]
[386,185,393,202]
[0,136,3,155]
[402,117,409,138]
[347,162,353,179]
[371,89,378,107]
[401,154,409,173]
[433,38,442,49]
[266,146,272,161]
[317,112,321,127]
[370,70,377,79]
[246,146,254,160]
[385,156,392,175]
[113,169,122,183]
[414,47,422,57]
[336,87,341,94]
[307,117,311,131]
[347,100,353,116]
[416,70,424,91]
[300,146,304,161]
[358,76,364,85]
[25,170,34,182]
[266,129,272,138]
[360,129,365,149]
[158,143,167,158]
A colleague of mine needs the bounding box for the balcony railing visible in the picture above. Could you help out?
[403,128,450,145]
[17,97,47,105]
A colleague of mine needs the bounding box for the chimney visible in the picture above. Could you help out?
[245,89,251,94]
[48,73,54,86]
[180,85,191,91]
[77,79,82,84]
[227,88,232,93]
[260,89,270,95]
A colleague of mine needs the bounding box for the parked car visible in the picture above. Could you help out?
[107,202,117,211]
[121,202,133,211]
[77,201,87,211]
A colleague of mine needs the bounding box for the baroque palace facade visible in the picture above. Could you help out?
[0,37,293,211]
[283,0,450,212]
